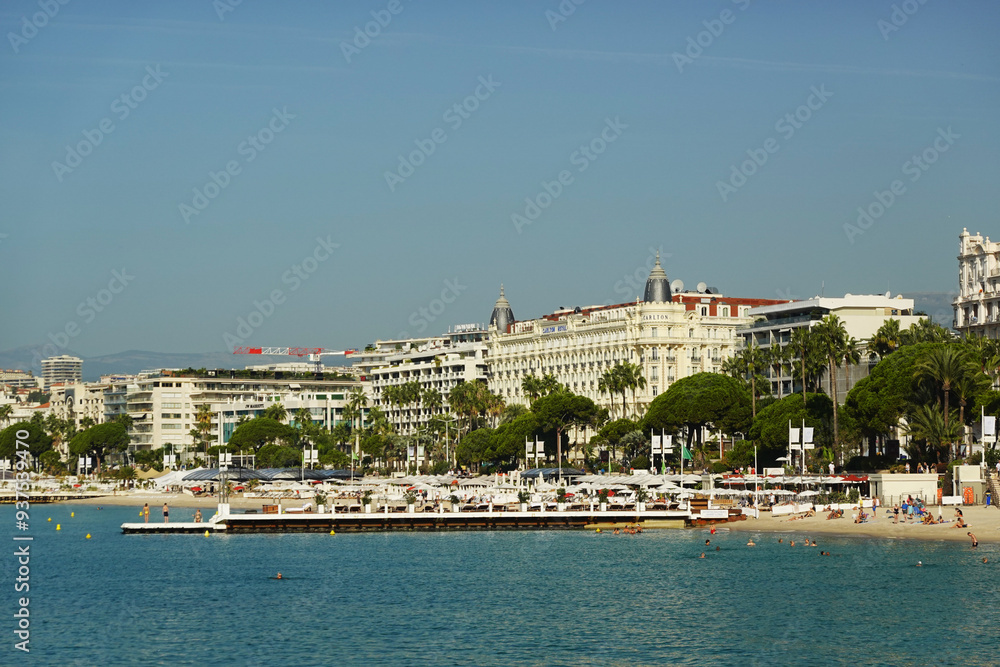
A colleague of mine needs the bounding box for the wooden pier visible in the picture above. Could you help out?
[120,509,730,534]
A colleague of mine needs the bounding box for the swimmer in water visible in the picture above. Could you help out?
[778,538,783,543]
[916,562,922,567]
[276,573,282,579]
[747,539,755,547]
[700,553,705,559]
[968,532,978,548]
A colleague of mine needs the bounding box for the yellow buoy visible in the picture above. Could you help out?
[204,531,210,537]
[71,512,75,517]
[86,534,91,539]
[330,530,335,535]
[48,517,52,522]
[56,524,61,530]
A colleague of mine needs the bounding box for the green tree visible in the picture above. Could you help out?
[68,422,129,470]
[643,372,751,455]
[748,393,833,465]
[0,422,53,465]
[532,390,599,469]
[227,417,296,456]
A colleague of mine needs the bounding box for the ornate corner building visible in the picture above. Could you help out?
[954,228,1000,338]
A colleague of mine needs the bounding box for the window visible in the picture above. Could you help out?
[162,424,183,430]
[160,413,182,419]
[652,385,658,395]
[651,327,658,338]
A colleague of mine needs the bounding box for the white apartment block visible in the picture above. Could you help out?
[740,293,923,399]
[41,355,83,389]
[366,326,489,435]
[954,228,1000,337]
[126,371,363,458]
[487,256,786,417]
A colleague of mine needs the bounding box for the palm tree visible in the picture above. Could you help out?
[598,367,622,419]
[788,326,813,403]
[914,346,977,459]
[841,336,861,391]
[194,404,214,462]
[767,344,792,400]
[0,404,13,427]
[521,374,544,406]
[733,339,767,418]
[871,318,902,358]
[619,361,646,418]
[904,405,963,464]
[812,314,849,450]
[346,387,368,432]
[262,402,287,422]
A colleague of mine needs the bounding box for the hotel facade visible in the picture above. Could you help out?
[954,228,1000,338]
[487,255,787,417]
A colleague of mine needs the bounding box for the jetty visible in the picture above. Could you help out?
[121,506,745,534]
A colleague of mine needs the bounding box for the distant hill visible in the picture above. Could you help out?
[0,347,312,381]
[905,291,957,327]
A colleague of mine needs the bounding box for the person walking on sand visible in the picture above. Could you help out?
[143,503,149,523]
[163,503,169,524]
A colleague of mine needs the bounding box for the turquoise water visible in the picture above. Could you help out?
[3,504,998,666]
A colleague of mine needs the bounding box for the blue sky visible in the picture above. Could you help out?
[2,0,998,357]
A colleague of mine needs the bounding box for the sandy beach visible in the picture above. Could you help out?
[726,505,1000,543]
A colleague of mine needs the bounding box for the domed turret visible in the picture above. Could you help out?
[643,251,672,303]
[490,284,514,333]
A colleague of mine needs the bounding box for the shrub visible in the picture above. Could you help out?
[710,461,729,474]
[630,455,650,470]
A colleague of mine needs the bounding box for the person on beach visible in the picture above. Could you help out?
[143,503,149,523]
[893,506,899,524]
[194,509,202,523]
[163,503,169,523]
[968,532,978,548]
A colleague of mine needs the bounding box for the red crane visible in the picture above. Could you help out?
[233,347,357,373]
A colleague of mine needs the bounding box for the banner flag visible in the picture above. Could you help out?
[984,416,996,437]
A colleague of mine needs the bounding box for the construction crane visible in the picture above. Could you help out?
[233,347,357,373]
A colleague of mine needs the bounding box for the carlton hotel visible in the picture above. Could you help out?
[487,254,786,414]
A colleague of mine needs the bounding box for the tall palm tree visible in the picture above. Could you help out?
[346,387,369,432]
[904,405,963,464]
[788,326,813,404]
[521,374,544,406]
[262,402,287,422]
[0,404,13,427]
[914,346,977,458]
[841,336,861,391]
[195,403,214,461]
[871,318,902,358]
[619,361,646,418]
[598,367,623,419]
[768,344,792,400]
[812,314,849,449]
[735,339,767,419]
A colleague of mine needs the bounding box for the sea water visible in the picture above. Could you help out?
[3,504,997,666]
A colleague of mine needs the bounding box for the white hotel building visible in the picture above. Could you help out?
[954,228,1000,338]
[363,326,490,435]
[487,255,787,416]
